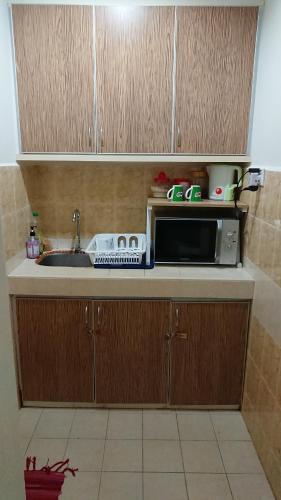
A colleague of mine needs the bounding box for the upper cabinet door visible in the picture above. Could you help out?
[175,7,258,154]
[95,7,174,153]
[12,5,95,153]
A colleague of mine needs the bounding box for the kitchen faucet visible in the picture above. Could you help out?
[72,209,81,253]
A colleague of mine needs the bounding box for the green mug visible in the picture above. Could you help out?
[185,185,201,202]
[167,184,184,202]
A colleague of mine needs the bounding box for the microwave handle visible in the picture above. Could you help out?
[215,220,223,264]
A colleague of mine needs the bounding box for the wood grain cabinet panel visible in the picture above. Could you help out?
[12,5,95,153]
[16,298,94,402]
[170,302,249,405]
[175,7,258,154]
[95,7,174,153]
[94,300,170,404]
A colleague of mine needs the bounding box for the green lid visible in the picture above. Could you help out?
[32,211,39,217]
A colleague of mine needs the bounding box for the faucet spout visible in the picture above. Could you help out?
[72,209,81,253]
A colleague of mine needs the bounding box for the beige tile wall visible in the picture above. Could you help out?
[0,165,30,260]
[241,170,281,499]
[20,162,199,239]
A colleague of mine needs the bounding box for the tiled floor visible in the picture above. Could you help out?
[19,408,275,500]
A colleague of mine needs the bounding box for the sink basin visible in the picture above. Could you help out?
[38,252,92,268]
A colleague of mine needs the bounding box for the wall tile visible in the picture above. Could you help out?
[258,220,276,278]
[85,204,115,237]
[261,334,281,397]
[0,165,30,261]
[273,229,281,288]
[0,166,16,216]
[261,171,281,225]
[114,166,145,208]
[2,212,18,260]
[114,206,146,233]
[84,165,116,205]
[248,316,265,368]
[245,215,261,263]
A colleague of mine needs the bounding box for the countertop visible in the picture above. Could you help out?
[8,259,255,299]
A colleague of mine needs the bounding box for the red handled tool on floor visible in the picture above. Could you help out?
[25,457,78,499]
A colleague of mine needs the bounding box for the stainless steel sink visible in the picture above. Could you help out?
[38,252,92,268]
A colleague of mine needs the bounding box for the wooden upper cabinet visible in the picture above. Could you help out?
[16,298,94,402]
[95,7,174,153]
[12,5,95,153]
[170,302,249,406]
[94,300,170,404]
[175,7,258,154]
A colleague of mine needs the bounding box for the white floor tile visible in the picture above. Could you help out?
[103,439,142,472]
[70,409,108,439]
[143,440,183,472]
[19,408,42,439]
[61,471,100,500]
[65,439,105,471]
[107,410,142,439]
[26,438,67,469]
[34,409,75,438]
[211,412,251,441]
[228,473,275,500]
[181,441,224,473]
[143,410,179,440]
[99,472,142,500]
[186,473,232,500]
[144,473,188,500]
[219,441,264,474]
[177,411,216,441]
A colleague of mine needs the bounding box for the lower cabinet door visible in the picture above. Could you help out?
[170,302,249,406]
[16,298,94,402]
[94,300,170,404]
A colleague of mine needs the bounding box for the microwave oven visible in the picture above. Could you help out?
[154,217,240,266]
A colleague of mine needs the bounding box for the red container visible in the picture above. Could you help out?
[25,458,78,500]
[25,471,65,500]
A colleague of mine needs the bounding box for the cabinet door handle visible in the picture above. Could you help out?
[164,332,171,340]
[175,332,188,340]
[85,304,93,336]
[100,126,104,150]
[177,126,181,148]
[97,305,101,327]
[175,307,179,329]
[88,127,92,150]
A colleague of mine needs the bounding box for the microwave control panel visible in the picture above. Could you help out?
[219,220,240,265]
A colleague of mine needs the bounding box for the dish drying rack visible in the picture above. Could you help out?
[85,233,147,267]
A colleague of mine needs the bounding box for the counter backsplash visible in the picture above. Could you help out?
[20,162,200,239]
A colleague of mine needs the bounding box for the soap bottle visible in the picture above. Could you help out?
[31,211,44,254]
[26,226,40,259]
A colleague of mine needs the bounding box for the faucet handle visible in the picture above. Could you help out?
[72,209,80,222]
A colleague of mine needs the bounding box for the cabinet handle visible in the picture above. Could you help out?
[100,126,104,150]
[164,332,171,340]
[175,333,188,340]
[85,304,93,336]
[97,305,101,327]
[175,307,179,329]
[88,127,92,150]
[177,126,181,148]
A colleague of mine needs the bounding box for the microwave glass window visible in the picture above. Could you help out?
[155,219,218,263]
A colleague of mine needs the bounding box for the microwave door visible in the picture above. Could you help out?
[154,219,218,265]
